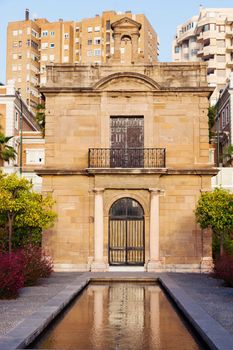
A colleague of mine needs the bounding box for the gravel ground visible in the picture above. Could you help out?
[169,273,233,335]
[0,272,83,336]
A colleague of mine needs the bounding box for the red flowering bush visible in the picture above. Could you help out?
[0,252,24,298]
[20,244,53,286]
[214,254,233,287]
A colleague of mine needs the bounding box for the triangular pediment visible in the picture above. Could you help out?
[111,17,142,30]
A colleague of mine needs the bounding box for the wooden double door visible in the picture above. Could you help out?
[110,116,144,168]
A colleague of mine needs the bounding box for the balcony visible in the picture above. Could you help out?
[88,148,166,168]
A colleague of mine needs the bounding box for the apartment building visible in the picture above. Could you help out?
[172,7,233,103]
[6,10,158,113]
[0,81,44,191]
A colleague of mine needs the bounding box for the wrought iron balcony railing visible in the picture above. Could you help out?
[88,148,166,168]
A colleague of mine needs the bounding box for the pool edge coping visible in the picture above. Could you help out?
[0,272,232,350]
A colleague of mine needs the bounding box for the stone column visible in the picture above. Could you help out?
[131,33,139,62]
[147,188,164,271]
[113,32,121,61]
[91,188,107,271]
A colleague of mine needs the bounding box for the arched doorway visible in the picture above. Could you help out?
[109,197,145,266]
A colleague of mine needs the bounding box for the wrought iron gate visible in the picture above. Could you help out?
[109,198,145,266]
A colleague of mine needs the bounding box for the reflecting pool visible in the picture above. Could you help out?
[30,283,208,350]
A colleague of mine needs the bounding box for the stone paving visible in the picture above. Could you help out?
[0,272,82,336]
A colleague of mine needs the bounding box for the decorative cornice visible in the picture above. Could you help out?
[36,167,219,176]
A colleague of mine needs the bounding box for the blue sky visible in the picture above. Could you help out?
[1,0,233,83]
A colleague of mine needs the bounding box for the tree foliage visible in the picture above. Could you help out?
[195,188,233,255]
[0,173,56,253]
[35,104,45,137]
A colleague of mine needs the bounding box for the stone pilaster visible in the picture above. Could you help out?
[147,188,164,272]
[91,188,108,271]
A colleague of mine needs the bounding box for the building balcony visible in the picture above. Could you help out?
[226,45,233,52]
[88,148,166,168]
[226,30,233,37]
[226,61,233,68]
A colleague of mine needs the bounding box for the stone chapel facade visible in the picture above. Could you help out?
[39,18,217,272]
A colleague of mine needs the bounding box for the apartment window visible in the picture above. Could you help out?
[106,44,110,55]
[226,106,230,124]
[18,29,22,35]
[41,42,48,49]
[26,149,45,165]
[88,39,92,45]
[13,41,18,47]
[203,24,210,32]
[12,53,18,60]
[231,53,233,61]
[94,37,101,45]
[63,56,69,62]
[217,40,225,48]
[26,74,30,82]
[27,39,30,47]
[190,37,196,43]
[31,40,38,50]
[87,50,93,57]
[222,111,226,128]
[18,65,21,71]
[94,49,101,56]
[32,29,38,38]
[106,32,110,42]
[75,27,80,32]
[50,43,55,48]
[87,26,93,33]
[75,38,79,43]
[18,41,22,47]
[18,54,22,59]
[40,77,47,85]
[174,46,180,53]
[191,49,198,56]
[64,33,69,39]
[18,77,21,83]
[41,55,48,61]
[12,65,17,71]
[49,54,55,61]
[64,44,69,50]
[42,31,48,37]
[95,26,100,32]
[26,63,30,70]
[15,111,18,129]
[27,27,31,35]
[50,31,55,36]
[217,55,225,62]
[106,20,111,30]
[13,30,18,36]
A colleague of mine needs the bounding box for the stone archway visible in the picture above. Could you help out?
[109,197,145,266]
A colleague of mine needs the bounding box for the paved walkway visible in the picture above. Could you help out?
[0,271,233,339]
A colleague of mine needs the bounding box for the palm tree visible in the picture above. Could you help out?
[0,132,17,164]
